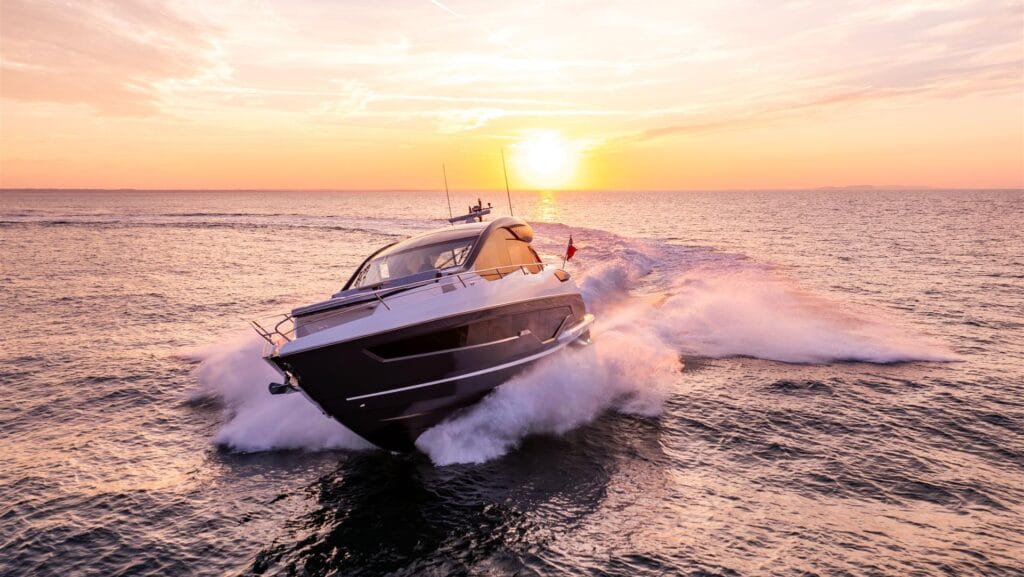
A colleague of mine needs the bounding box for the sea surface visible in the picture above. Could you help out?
[1,189,1022,576]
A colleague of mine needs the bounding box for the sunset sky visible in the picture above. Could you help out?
[1,0,1022,190]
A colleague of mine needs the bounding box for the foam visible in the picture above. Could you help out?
[188,228,956,462]
[186,335,371,452]
[416,325,677,465]
[646,268,959,364]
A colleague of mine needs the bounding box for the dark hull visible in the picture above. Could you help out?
[272,295,588,451]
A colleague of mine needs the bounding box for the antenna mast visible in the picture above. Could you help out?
[501,148,513,216]
[442,163,454,224]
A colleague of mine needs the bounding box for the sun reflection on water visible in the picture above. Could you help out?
[536,190,560,223]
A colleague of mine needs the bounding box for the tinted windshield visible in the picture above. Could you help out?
[352,238,474,288]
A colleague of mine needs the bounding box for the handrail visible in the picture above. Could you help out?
[251,313,295,347]
[250,261,558,350]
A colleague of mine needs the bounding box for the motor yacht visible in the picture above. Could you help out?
[252,207,594,451]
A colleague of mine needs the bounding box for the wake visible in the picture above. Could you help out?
[186,225,957,463]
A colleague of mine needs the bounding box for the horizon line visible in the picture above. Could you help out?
[2,185,1023,194]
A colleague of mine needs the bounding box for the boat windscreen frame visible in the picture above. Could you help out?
[343,234,479,290]
[342,242,397,290]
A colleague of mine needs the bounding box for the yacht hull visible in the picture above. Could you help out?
[270,295,592,451]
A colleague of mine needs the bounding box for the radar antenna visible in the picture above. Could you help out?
[448,198,492,224]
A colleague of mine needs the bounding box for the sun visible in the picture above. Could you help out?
[511,131,579,190]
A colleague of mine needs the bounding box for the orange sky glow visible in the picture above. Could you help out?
[1,0,1022,190]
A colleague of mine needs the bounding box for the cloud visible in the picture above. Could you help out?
[1,0,1019,186]
[628,0,1023,143]
[310,80,376,118]
[851,0,978,23]
[0,0,220,115]
[435,107,508,133]
[425,0,466,19]
[635,65,1021,143]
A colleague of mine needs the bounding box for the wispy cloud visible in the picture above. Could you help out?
[0,0,220,115]
[1,0,1020,188]
[634,61,1022,143]
[426,0,466,19]
[619,0,1024,143]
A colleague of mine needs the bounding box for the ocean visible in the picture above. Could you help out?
[1,189,1021,576]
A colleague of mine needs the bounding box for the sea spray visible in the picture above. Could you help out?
[644,268,960,364]
[186,335,371,452]
[416,324,678,465]
[189,227,956,461]
[537,222,958,364]
[417,241,958,463]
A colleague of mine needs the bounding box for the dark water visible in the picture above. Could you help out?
[1,189,1022,576]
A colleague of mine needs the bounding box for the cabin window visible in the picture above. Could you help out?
[367,326,469,358]
[352,238,474,288]
[365,306,571,360]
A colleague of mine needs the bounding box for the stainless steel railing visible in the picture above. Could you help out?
[251,313,295,348]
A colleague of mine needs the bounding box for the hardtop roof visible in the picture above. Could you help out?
[375,216,532,258]
[377,221,488,257]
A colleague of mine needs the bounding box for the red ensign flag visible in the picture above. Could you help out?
[565,235,577,260]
